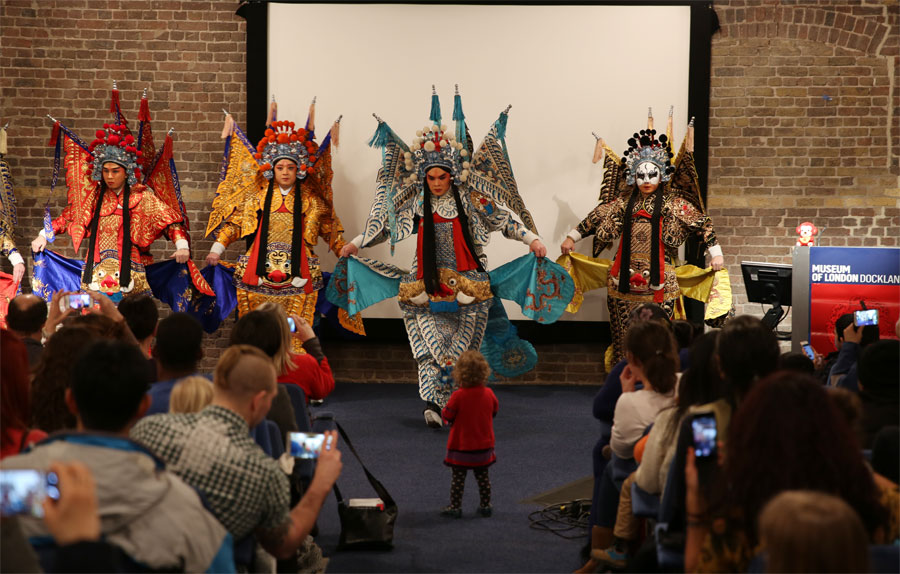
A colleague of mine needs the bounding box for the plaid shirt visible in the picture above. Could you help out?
[131,405,291,540]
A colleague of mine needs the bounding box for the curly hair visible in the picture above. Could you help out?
[453,350,490,388]
[723,372,889,545]
[31,326,100,433]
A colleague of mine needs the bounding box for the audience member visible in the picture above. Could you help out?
[145,312,205,415]
[758,490,869,574]
[672,319,694,371]
[116,293,159,381]
[684,372,894,572]
[6,294,48,368]
[131,345,343,562]
[829,317,880,390]
[871,426,899,485]
[1,330,47,459]
[4,340,233,572]
[857,339,900,448]
[169,376,214,414]
[778,350,815,374]
[30,327,100,434]
[827,387,863,440]
[817,313,854,384]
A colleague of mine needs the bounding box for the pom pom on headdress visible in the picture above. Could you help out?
[88,123,142,186]
[255,120,315,181]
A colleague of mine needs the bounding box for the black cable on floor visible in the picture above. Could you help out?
[528,499,592,539]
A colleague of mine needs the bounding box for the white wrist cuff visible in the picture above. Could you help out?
[38,229,48,239]
[175,239,189,251]
[708,244,723,258]
[350,234,364,249]
[211,242,227,255]
[8,251,24,267]
[521,230,540,247]
[567,229,583,243]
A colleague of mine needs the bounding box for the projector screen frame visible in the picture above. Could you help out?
[235,0,718,342]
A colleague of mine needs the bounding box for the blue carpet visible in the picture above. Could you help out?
[309,382,599,573]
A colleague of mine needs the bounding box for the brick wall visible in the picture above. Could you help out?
[2,1,897,380]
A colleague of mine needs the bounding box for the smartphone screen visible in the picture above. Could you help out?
[0,470,58,517]
[854,309,879,327]
[800,341,815,360]
[288,432,325,459]
[286,317,297,333]
[691,414,718,459]
[60,293,93,312]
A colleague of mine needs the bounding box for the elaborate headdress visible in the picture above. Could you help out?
[621,122,674,186]
[87,123,143,185]
[400,87,471,185]
[254,120,318,181]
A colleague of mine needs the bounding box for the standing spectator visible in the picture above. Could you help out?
[4,340,232,572]
[131,345,343,562]
[440,350,498,518]
[1,330,47,458]
[116,293,159,381]
[145,313,205,415]
[857,339,900,448]
[5,294,48,368]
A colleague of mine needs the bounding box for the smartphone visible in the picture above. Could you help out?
[286,317,297,333]
[288,432,325,459]
[691,414,718,459]
[59,293,92,313]
[854,309,879,327]
[800,340,815,360]
[0,470,60,518]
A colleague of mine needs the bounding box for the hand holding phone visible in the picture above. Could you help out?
[0,469,60,518]
[800,340,815,361]
[287,317,297,333]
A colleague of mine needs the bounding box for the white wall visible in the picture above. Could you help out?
[269,3,692,320]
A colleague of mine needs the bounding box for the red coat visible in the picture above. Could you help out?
[278,354,335,402]
[442,386,498,452]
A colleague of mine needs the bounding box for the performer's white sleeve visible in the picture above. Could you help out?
[566,229,582,242]
[521,230,540,247]
[175,239,189,251]
[708,244,723,258]
[210,242,227,255]
[7,251,24,267]
[350,234,364,248]
[38,229,48,239]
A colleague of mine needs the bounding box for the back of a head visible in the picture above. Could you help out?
[6,295,48,335]
[70,313,129,341]
[214,344,277,399]
[72,340,151,432]
[759,490,869,574]
[716,315,779,399]
[154,313,203,372]
[117,294,159,341]
[778,351,815,375]
[726,372,887,540]
[627,303,671,325]
[1,330,31,440]
[229,310,282,359]
[834,313,854,344]
[169,376,215,414]
[871,426,899,484]
[858,339,900,401]
[671,320,694,350]
[453,350,489,388]
[254,302,295,374]
[676,331,723,412]
[625,320,678,395]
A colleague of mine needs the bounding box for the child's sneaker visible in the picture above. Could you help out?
[477,505,492,517]
[591,545,628,570]
[440,506,462,518]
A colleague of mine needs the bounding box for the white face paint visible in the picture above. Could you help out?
[635,162,661,194]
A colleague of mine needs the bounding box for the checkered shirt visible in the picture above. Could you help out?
[130,405,291,540]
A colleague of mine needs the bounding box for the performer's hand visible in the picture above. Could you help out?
[710,255,724,271]
[530,239,547,259]
[172,248,190,264]
[205,252,220,267]
[560,237,575,255]
[12,262,25,283]
[42,461,101,546]
[339,243,358,258]
[32,235,47,253]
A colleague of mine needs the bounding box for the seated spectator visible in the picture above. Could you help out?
[857,339,900,448]
[778,350,815,374]
[871,426,899,485]
[3,340,232,572]
[672,319,694,371]
[30,327,100,434]
[758,490,869,574]
[116,293,159,381]
[236,303,335,402]
[1,330,47,458]
[169,376,214,414]
[6,294,48,368]
[145,313,205,415]
[817,312,854,384]
[684,372,895,572]
[131,345,343,562]
[829,317,880,390]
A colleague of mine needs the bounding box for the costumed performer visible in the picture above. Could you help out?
[30,83,189,301]
[559,108,725,364]
[204,98,356,348]
[338,86,551,428]
[1,122,25,326]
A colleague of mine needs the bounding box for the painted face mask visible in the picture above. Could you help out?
[635,161,661,191]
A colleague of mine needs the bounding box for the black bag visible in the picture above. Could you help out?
[333,422,398,550]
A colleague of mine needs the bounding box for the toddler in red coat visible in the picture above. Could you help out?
[440,350,498,518]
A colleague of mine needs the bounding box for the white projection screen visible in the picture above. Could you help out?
[268,3,692,321]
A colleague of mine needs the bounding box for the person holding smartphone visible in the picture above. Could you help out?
[828,310,881,391]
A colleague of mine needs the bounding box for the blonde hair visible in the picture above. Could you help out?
[256,302,298,374]
[453,350,490,388]
[214,345,277,397]
[758,490,869,573]
[168,376,214,414]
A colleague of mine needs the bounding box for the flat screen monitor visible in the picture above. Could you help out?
[741,261,792,307]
